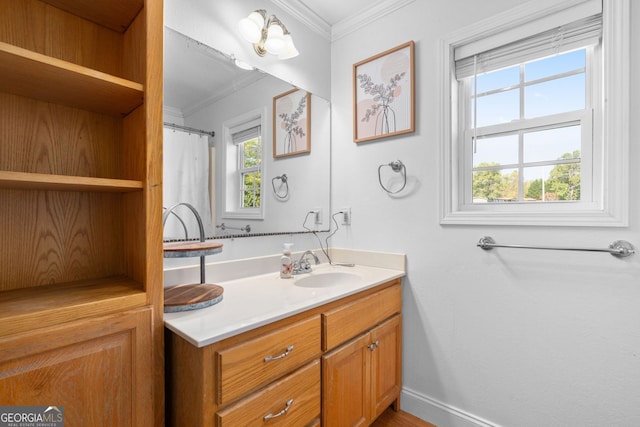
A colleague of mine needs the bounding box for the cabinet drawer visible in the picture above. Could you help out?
[216,359,321,427]
[323,282,401,350]
[216,315,321,405]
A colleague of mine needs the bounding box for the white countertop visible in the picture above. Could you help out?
[164,263,405,348]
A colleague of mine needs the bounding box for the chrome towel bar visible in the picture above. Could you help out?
[477,236,635,258]
[216,222,251,233]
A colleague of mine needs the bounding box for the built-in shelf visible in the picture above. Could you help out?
[41,0,144,33]
[0,42,144,116]
[0,171,143,192]
[0,276,147,337]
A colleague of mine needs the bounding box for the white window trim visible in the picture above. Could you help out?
[438,0,629,227]
[219,108,267,220]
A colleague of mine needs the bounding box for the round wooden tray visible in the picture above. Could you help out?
[164,283,224,313]
[163,241,223,258]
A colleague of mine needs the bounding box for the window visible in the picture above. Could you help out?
[221,110,266,219]
[439,0,629,226]
[466,48,591,205]
[235,129,262,209]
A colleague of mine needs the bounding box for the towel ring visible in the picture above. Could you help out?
[272,174,289,199]
[378,160,407,194]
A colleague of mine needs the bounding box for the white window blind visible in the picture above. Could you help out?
[455,5,602,78]
[231,118,261,145]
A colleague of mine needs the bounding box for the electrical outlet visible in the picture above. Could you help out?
[341,207,351,225]
[313,208,323,224]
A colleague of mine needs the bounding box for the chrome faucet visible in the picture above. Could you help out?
[293,250,320,274]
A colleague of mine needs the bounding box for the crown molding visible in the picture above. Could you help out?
[272,0,414,42]
[271,0,332,41]
[163,106,185,122]
[331,0,415,41]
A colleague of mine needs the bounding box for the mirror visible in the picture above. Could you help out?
[163,28,330,239]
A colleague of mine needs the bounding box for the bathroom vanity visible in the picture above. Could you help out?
[165,259,404,427]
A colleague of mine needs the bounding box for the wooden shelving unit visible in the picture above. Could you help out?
[0,42,144,116]
[0,0,164,424]
[0,171,143,192]
[0,276,146,336]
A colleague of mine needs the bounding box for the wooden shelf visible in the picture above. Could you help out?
[163,241,224,258]
[0,171,143,192]
[0,276,147,337]
[0,42,144,116]
[41,0,144,33]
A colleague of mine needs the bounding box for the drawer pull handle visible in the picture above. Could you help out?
[263,399,294,420]
[264,345,294,362]
[368,340,380,351]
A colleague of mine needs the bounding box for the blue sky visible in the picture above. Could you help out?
[471,49,586,182]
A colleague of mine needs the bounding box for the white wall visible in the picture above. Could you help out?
[331,1,640,427]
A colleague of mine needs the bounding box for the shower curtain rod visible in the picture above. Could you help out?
[163,122,215,137]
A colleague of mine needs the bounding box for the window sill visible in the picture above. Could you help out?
[440,208,627,227]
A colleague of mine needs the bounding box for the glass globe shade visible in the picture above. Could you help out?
[278,34,299,59]
[264,23,285,55]
[238,11,264,43]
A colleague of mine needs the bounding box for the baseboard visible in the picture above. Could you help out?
[401,387,502,427]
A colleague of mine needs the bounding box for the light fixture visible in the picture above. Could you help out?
[233,58,255,71]
[238,9,299,59]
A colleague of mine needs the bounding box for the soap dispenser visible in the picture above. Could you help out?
[280,243,293,278]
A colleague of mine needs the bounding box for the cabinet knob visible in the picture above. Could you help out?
[264,345,294,362]
[367,340,380,351]
[263,399,294,420]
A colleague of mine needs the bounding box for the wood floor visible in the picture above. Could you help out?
[371,407,437,427]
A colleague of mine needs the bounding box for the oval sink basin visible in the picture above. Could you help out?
[294,271,362,288]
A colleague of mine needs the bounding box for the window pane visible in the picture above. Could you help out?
[475,66,519,93]
[474,88,519,127]
[525,49,585,82]
[472,167,518,203]
[242,170,261,209]
[243,171,261,189]
[473,134,518,167]
[242,138,262,168]
[523,165,550,202]
[243,190,260,208]
[525,73,585,118]
[523,164,580,201]
[523,126,581,163]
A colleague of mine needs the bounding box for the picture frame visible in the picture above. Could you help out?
[353,40,415,143]
[273,88,311,158]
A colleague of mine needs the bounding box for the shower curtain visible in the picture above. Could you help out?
[163,129,215,240]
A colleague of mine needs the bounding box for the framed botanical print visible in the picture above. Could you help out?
[353,41,415,143]
[273,88,311,158]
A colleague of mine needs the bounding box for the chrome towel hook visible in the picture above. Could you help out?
[378,160,407,194]
[272,174,289,199]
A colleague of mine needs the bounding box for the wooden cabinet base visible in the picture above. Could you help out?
[0,308,153,426]
[323,315,402,426]
[166,279,402,427]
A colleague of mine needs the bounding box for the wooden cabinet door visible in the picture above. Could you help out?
[322,333,371,427]
[0,308,153,427]
[370,315,402,420]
